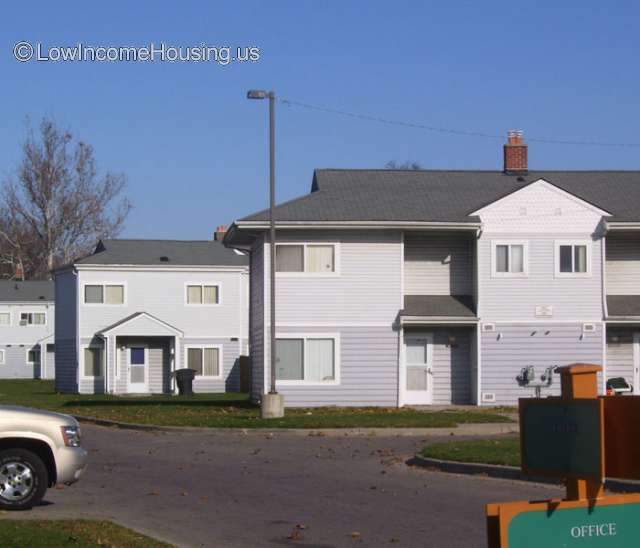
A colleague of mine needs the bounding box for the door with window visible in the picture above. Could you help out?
[633,334,640,395]
[403,334,434,405]
[128,346,148,392]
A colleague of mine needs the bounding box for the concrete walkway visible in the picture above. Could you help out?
[75,413,519,437]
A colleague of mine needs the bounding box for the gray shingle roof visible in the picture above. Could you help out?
[76,239,248,267]
[401,295,476,318]
[0,281,54,302]
[238,170,640,223]
[607,295,640,317]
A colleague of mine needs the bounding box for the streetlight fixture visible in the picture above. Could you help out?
[247,89,284,419]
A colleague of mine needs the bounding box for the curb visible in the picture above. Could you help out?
[408,455,640,493]
[73,414,518,437]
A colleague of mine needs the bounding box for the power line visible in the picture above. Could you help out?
[280,98,640,148]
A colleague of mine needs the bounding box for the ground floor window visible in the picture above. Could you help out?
[275,334,339,384]
[0,349,4,364]
[27,348,41,365]
[83,346,103,378]
[186,346,221,377]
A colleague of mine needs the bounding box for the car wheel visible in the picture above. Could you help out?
[0,449,48,510]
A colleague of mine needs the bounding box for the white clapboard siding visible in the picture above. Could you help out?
[481,323,603,405]
[264,230,402,324]
[478,234,603,321]
[404,232,473,295]
[606,233,640,295]
[77,269,245,338]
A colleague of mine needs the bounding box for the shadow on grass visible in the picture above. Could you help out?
[62,398,257,409]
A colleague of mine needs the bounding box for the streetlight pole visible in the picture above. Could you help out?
[247,89,284,418]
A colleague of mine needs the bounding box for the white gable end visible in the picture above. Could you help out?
[471,179,610,233]
[100,313,183,337]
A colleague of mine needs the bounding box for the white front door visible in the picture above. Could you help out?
[633,334,640,395]
[403,334,434,405]
[127,346,149,393]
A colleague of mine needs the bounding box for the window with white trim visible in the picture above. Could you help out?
[27,347,40,365]
[492,241,528,277]
[0,350,5,365]
[186,284,219,305]
[20,312,46,326]
[555,240,591,276]
[275,244,337,274]
[0,313,10,326]
[186,346,221,377]
[275,335,338,383]
[83,346,104,378]
[84,284,125,304]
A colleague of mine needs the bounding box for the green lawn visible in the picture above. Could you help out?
[0,380,513,429]
[0,520,172,547]
[421,437,520,466]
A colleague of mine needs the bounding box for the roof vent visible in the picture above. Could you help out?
[159,256,170,262]
[38,296,45,300]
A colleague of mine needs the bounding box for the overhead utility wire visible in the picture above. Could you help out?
[280,98,640,148]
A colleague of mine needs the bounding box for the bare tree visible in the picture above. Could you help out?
[385,160,423,170]
[0,118,132,279]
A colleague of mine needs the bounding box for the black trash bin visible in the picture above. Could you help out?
[175,368,196,395]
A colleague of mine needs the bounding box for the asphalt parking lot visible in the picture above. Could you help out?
[3,425,561,547]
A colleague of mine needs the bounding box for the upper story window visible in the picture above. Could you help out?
[84,284,125,305]
[0,312,10,327]
[275,243,337,274]
[20,312,46,326]
[491,241,528,277]
[186,284,220,305]
[555,240,591,277]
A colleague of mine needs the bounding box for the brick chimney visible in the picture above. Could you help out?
[214,225,227,242]
[14,263,24,281]
[503,130,528,174]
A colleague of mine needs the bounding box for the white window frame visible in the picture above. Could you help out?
[184,283,222,306]
[82,282,127,306]
[0,311,11,327]
[275,242,341,277]
[80,344,105,380]
[19,311,47,327]
[184,344,223,379]
[26,346,41,365]
[554,239,592,278]
[491,240,529,278]
[275,332,341,386]
[0,349,5,365]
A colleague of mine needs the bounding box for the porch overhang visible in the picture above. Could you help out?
[606,296,640,322]
[98,312,184,337]
[399,295,478,326]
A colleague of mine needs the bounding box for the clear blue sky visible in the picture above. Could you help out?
[1,1,639,239]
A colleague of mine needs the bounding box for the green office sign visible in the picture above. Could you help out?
[508,503,640,547]
[520,399,602,477]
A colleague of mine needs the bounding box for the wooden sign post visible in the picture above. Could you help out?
[487,364,640,547]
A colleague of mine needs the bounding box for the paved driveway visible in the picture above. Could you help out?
[5,425,561,547]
